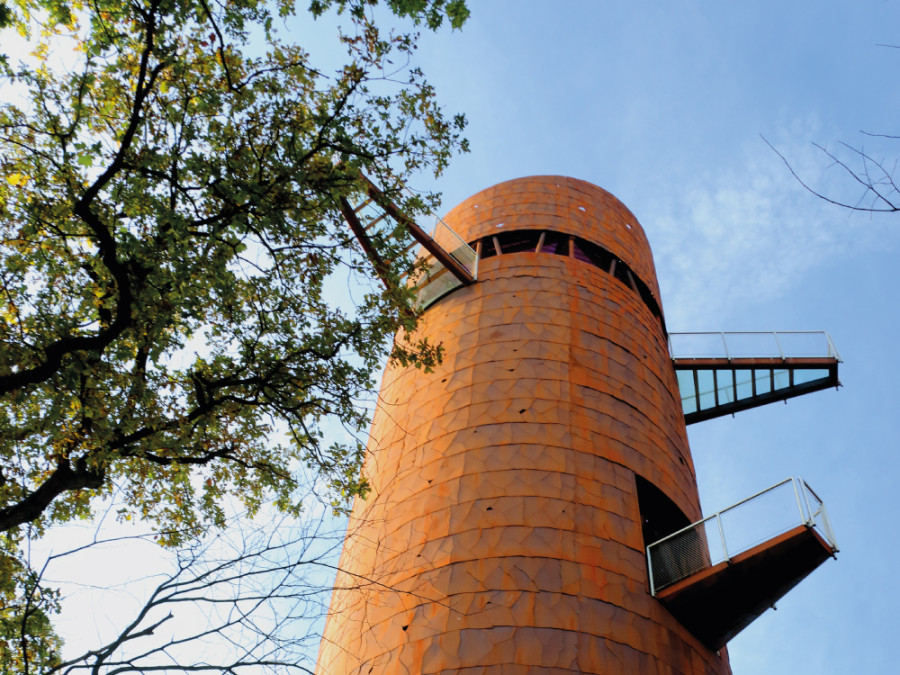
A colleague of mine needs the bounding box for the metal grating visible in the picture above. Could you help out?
[649,521,713,590]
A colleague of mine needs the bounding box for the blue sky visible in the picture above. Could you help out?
[399,2,900,673]
[10,2,900,671]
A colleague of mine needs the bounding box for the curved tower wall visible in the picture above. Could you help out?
[316,176,731,674]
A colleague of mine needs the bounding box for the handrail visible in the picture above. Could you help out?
[668,331,842,362]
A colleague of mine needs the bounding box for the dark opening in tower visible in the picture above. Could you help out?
[636,474,692,548]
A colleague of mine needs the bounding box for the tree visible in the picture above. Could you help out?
[9,500,351,674]
[1,548,62,672]
[0,0,468,665]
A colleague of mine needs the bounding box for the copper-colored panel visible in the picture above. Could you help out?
[316,178,731,674]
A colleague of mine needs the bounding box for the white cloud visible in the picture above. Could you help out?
[644,117,900,329]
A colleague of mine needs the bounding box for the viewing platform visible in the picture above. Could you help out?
[669,332,841,424]
[646,477,838,650]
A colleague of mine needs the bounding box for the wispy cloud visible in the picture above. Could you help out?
[644,117,899,329]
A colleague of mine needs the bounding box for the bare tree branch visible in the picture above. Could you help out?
[763,134,900,213]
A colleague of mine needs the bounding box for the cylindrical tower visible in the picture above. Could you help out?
[316,177,732,674]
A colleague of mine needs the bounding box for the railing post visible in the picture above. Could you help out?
[647,546,656,596]
[791,477,808,524]
[826,332,841,361]
[773,331,785,360]
[799,477,816,527]
[721,332,729,360]
[717,514,729,563]
[818,502,839,551]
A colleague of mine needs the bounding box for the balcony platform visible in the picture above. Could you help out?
[669,332,841,424]
[656,524,835,650]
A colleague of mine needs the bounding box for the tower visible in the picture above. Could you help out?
[317,176,838,674]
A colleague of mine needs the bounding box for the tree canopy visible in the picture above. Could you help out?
[0,0,467,667]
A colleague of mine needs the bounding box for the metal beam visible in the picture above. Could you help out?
[360,174,475,285]
[338,196,392,291]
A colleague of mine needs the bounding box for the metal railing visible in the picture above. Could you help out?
[429,218,478,279]
[408,217,477,309]
[646,477,838,595]
[668,331,841,362]
[383,176,478,282]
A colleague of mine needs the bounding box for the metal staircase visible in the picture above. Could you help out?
[339,175,477,309]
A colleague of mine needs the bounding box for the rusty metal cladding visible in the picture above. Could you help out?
[316,177,732,674]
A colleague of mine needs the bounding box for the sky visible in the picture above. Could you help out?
[398,2,900,673]
[9,1,900,673]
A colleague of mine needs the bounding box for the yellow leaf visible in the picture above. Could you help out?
[6,173,29,187]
